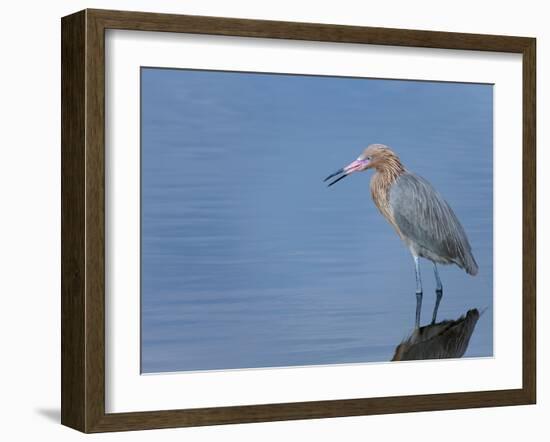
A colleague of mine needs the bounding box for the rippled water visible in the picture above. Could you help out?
[140,68,493,373]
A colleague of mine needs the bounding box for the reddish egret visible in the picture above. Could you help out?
[325,144,478,328]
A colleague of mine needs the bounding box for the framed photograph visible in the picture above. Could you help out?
[61,9,536,433]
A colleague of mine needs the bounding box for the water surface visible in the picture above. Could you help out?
[141,68,493,373]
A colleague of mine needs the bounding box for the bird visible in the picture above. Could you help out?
[324,144,478,328]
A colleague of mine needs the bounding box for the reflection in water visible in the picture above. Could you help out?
[392,309,481,361]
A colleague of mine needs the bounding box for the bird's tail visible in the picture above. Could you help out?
[462,251,478,276]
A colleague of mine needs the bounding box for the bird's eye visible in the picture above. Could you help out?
[366,156,371,161]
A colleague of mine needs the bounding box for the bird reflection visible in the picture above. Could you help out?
[391,309,481,361]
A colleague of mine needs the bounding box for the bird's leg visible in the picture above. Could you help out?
[414,256,422,329]
[431,263,443,324]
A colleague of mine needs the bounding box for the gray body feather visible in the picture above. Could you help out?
[389,172,478,275]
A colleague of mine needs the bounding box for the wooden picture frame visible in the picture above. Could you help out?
[61,8,536,433]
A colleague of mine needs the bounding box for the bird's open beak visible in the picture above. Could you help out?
[324,159,367,187]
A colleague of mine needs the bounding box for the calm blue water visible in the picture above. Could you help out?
[140,68,493,373]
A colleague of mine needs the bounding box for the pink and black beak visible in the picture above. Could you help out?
[324,158,368,187]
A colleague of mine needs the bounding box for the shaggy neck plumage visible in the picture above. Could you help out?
[373,153,406,185]
[369,152,406,230]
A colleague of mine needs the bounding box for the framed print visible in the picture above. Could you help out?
[61,9,536,433]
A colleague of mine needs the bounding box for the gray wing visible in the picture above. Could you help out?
[389,173,478,275]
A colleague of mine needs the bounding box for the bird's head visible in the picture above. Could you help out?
[324,144,402,186]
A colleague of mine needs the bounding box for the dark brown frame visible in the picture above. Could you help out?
[61,8,536,433]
